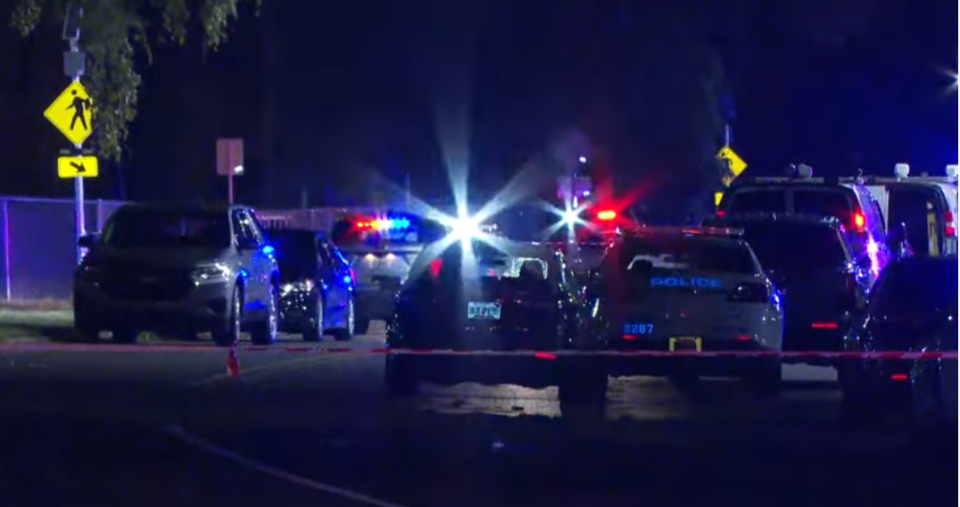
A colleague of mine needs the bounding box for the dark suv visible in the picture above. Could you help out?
[704,213,880,362]
[73,203,280,346]
[717,171,891,265]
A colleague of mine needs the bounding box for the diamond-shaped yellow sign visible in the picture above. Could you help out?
[44,81,94,146]
[717,145,747,188]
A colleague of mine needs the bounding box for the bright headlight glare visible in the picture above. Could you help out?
[561,208,580,225]
[448,216,479,241]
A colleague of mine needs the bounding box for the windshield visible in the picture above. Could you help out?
[607,236,757,274]
[872,260,959,317]
[268,231,316,269]
[101,207,230,249]
[740,223,848,269]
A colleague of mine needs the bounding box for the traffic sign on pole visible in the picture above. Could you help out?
[717,145,747,187]
[57,154,98,178]
[44,80,94,147]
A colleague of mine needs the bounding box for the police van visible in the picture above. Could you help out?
[845,164,958,257]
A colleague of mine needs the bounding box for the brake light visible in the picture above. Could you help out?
[728,282,769,303]
[429,259,443,278]
[715,209,726,217]
[851,212,865,231]
[944,210,956,237]
[597,210,617,221]
[811,322,838,329]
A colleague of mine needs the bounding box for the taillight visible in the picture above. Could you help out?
[716,209,726,217]
[728,282,769,303]
[944,210,956,237]
[596,210,617,221]
[851,211,865,232]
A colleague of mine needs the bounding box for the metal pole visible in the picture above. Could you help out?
[228,172,234,204]
[3,199,10,301]
[69,36,86,264]
[723,124,731,147]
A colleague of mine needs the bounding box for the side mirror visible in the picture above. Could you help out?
[77,233,98,248]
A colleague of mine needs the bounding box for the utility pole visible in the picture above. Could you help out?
[63,1,86,264]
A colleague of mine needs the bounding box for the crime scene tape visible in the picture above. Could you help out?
[234,346,958,360]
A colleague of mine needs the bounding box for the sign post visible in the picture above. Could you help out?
[45,1,95,264]
[216,138,244,204]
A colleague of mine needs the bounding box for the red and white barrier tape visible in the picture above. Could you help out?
[0,342,953,360]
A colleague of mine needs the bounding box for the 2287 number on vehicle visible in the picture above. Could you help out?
[623,322,654,334]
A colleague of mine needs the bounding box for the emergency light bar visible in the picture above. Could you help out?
[355,217,412,231]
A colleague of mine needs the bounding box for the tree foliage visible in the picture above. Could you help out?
[9,0,261,160]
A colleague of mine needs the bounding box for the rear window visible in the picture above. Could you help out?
[740,223,848,269]
[726,190,786,214]
[607,237,757,274]
[871,260,958,316]
[268,231,316,269]
[888,187,938,253]
[793,189,854,220]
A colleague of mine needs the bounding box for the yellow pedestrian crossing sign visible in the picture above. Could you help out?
[717,145,747,187]
[44,81,94,146]
[57,155,98,179]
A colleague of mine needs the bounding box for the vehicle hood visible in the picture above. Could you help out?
[84,246,232,271]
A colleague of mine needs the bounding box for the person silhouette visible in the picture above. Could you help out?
[67,90,92,130]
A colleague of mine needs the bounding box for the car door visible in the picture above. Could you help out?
[232,209,270,313]
[318,237,353,320]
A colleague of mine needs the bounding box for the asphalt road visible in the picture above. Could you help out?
[0,323,955,507]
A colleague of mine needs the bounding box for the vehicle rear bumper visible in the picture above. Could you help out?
[603,338,779,378]
[355,287,396,320]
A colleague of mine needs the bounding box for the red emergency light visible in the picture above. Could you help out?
[596,210,617,221]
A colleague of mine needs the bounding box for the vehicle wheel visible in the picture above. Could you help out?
[251,285,279,345]
[742,359,782,398]
[72,305,99,343]
[303,295,324,342]
[213,284,242,347]
[111,329,139,344]
[841,388,883,426]
[558,359,608,413]
[332,298,355,341]
[354,310,371,336]
[384,355,418,397]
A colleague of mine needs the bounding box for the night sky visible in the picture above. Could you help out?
[1,0,956,214]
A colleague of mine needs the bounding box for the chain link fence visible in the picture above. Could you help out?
[0,197,126,301]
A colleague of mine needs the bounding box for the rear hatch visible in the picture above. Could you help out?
[340,245,422,292]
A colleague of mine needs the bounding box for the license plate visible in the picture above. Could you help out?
[669,336,702,352]
[467,302,501,320]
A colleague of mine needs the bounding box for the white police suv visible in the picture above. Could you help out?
[581,226,785,394]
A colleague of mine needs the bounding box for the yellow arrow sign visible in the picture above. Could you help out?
[714,191,724,207]
[44,81,94,146]
[717,145,747,188]
[57,155,98,178]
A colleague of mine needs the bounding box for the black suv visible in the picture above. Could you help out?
[717,170,893,265]
[73,203,280,346]
[704,213,880,362]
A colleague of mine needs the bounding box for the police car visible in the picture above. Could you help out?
[330,213,446,334]
[846,164,958,257]
[582,226,784,394]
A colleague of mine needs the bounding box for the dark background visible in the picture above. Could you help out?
[1,0,956,215]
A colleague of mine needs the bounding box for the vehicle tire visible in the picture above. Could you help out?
[213,284,242,347]
[354,310,371,336]
[251,284,279,346]
[72,304,99,343]
[303,295,324,342]
[557,358,608,411]
[743,359,782,398]
[111,329,139,344]
[332,298,355,341]
[384,355,418,397]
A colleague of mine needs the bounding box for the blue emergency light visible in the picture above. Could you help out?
[375,217,411,230]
